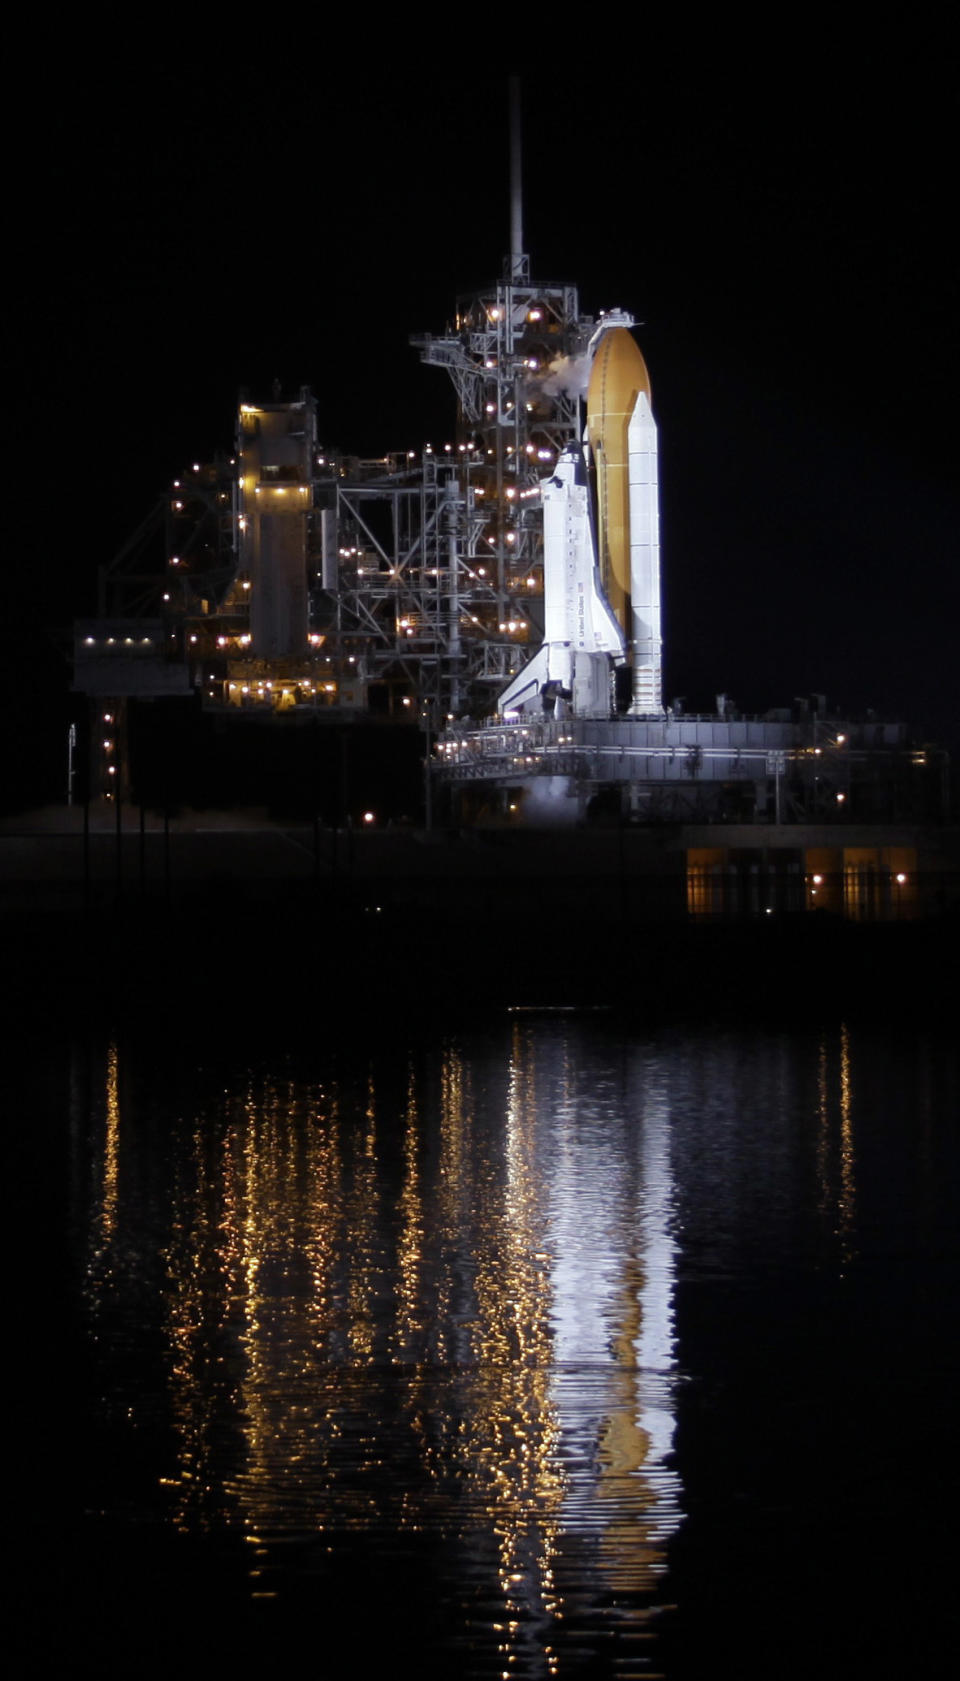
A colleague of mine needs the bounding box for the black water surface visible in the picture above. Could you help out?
[12,1016,959,1678]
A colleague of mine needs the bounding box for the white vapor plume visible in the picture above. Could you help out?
[537,352,593,401]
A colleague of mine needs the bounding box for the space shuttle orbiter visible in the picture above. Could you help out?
[498,324,662,719]
[498,441,626,718]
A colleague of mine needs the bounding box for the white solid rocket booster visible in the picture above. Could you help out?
[627,386,661,714]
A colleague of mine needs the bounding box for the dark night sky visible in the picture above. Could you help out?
[7,34,958,802]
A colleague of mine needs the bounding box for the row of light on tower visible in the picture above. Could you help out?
[485,305,545,323]
[226,680,336,695]
[83,635,153,647]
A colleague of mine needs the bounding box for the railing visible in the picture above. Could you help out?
[435,717,914,786]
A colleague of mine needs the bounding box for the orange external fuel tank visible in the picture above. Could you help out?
[585,328,653,635]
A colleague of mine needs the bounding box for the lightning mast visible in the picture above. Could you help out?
[411,78,597,713]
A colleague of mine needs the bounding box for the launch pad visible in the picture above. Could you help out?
[71,88,947,848]
[439,711,942,828]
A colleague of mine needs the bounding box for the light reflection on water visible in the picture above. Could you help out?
[80,1024,682,1673]
[73,1018,958,1677]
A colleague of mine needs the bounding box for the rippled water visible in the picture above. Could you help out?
[17,1015,959,1677]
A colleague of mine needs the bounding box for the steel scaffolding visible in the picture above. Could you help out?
[82,258,629,726]
[408,273,610,716]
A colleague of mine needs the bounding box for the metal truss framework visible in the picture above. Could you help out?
[406,271,602,713]
[320,445,551,721]
[436,716,942,824]
[96,455,239,628]
[88,251,617,724]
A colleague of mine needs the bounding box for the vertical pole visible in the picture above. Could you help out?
[340,730,353,875]
[447,483,460,715]
[162,720,170,906]
[509,75,523,279]
[115,764,122,901]
[312,716,321,894]
[340,729,349,830]
[496,300,507,633]
[83,790,90,914]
